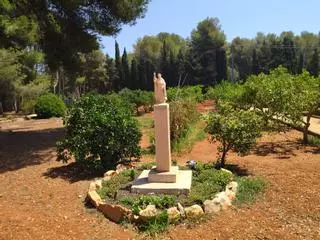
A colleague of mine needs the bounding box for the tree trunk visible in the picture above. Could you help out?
[303,114,311,144]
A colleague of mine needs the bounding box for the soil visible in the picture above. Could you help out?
[0,115,320,240]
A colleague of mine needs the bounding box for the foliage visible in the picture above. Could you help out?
[167,85,204,102]
[137,211,169,236]
[308,135,320,145]
[97,170,136,201]
[120,195,177,214]
[235,177,266,204]
[205,103,262,168]
[182,164,233,205]
[56,94,141,169]
[243,67,320,143]
[34,93,66,118]
[118,88,154,114]
[170,99,199,143]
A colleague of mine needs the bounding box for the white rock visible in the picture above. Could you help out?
[221,168,233,175]
[225,189,236,201]
[167,207,180,223]
[204,199,221,214]
[104,170,117,177]
[87,191,102,207]
[177,202,185,218]
[215,191,232,210]
[139,204,158,221]
[226,181,238,193]
[184,204,204,219]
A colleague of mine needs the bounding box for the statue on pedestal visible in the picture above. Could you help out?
[153,72,167,104]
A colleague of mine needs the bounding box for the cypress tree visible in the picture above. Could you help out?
[114,41,122,91]
[297,52,304,74]
[252,49,259,75]
[308,48,319,77]
[121,48,130,89]
[131,58,138,89]
[216,48,227,84]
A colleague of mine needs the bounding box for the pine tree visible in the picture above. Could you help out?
[115,41,122,91]
[105,54,118,91]
[138,58,146,90]
[121,48,130,89]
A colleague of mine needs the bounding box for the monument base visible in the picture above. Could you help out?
[131,169,192,195]
[148,166,178,183]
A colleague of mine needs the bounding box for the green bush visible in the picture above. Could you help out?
[138,211,169,235]
[56,94,142,170]
[118,88,154,114]
[35,93,66,118]
[167,85,204,103]
[170,98,199,143]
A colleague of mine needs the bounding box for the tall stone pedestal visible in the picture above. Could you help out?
[131,103,192,195]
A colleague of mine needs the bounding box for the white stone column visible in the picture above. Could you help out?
[154,103,171,172]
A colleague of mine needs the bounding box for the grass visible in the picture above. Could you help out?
[138,211,169,236]
[235,177,267,204]
[96,169,136,201]
[308,135,320,145]
[171,120,206,153]
[182,164,234,205]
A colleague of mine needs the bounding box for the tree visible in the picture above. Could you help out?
[297,52,304,74]
[216,48,227,83]
[189,17,226,85]
[121,48,130,89]
[244,67,320,143]
[130,58,138,89]
[205,103,262,168]
[105,54,119,92]
[308,48,319,77]
[252,49,259,75]
[115,41,122,91]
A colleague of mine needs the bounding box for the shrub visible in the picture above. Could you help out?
[205,103,262,168]
[170,98,199,143]
[56,94,141,170]
[235,177,266,204]
[167,85,204,103]
[138,211,169,235]
[118,88,154,114]
[35,93,66,118]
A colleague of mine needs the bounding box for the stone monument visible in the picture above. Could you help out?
[131,73,192,195]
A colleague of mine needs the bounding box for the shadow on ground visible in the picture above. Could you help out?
[0,128,65,173]
[43,162,105,183]
[254,141,298,159]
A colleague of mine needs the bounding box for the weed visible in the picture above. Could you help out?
[235,177,266,204]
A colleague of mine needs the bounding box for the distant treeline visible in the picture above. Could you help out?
[0,0,319,112]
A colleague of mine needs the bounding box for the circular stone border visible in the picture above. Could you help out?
[86,167,238,223]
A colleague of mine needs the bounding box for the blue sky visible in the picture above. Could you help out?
[100,0,320,57]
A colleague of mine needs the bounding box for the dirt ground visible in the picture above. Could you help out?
[0,116,319,240]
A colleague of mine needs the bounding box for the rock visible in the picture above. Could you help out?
[226,181,238,193]
[94,179,102,189]
[184,204,204,219]
[221,168,233,175]
[103,175,111,181]
[215,191,232,210]
[89,182,97,191]
[98,203,132,223]
[87,191,102,207]
[177,202,185,218]
[104,170,117,177]
[24,114,37,120]
[225,189,236,201]
[204,199,221,214]
[167,207,180,223]
[139,204,158,221]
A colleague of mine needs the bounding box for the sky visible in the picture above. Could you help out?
[100,0,320,57]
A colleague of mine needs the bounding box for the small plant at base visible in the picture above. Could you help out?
[138,211,169,236]
[235,177,266,204]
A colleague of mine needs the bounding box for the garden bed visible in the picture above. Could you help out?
[86,162,266,235]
